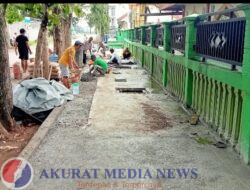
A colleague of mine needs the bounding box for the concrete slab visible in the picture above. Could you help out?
[23,66,250,190]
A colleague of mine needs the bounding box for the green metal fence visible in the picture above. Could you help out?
[119,4,250,165]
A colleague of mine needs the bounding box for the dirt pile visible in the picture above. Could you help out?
[141,103,173,131]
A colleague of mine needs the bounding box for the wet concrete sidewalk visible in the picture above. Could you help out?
[25,66,250,190]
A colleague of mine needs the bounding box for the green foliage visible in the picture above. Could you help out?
[3,3,85,37]
[86,14,95,29]
[48,4,85,36]
[5,4,24,24]
[23,4,44,18]
[87,4,110,36]
[4,4,44,24]
[4,3,85,25]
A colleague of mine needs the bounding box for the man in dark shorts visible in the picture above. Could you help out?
[15,28,32,73]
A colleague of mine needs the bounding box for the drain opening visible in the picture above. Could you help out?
[116,87,146,93]
[115,78,127,82]
[112,71,121,74]
[115,65,131,69]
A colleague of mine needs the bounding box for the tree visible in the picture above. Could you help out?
[49,4,84,58]
[0,5,14,131]
[0,3,85,130]
[86,14,95,34]
[2,4,11,48]
[4,3,85,63]
[5,4,24,24]
[88,4,110,37]
[33,4,49,78]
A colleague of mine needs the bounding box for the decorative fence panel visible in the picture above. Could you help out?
[170,24,186,52]
[143,50,151,71]
[120,4,250,164]
[191,72,243,145]
[138,48,143,64]
[135,29,142,42]
[196,18,246,66]
[167,61,186,101]
[134,46,140,61]
[145,27,151,45]
[152,55,164,83]
[155,25,164,48]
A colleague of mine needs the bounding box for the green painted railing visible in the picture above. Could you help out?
[118,4,250,165]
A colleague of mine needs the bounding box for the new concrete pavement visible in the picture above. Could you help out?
[24,66,250,190]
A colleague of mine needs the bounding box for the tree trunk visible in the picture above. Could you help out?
[53,25,63,59]
[53,30,56,52]
[52,7,63,59]
[0,121,9,136]
[64,13,72,48]
[61,18,67,51]
[3,4,10,48]
[42,30,49,79]
[33,29,44,78]
[4,21,10,48]
[33,4,48,78]
[0,9,14,130]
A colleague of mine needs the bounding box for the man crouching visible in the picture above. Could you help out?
[89,55,110,76]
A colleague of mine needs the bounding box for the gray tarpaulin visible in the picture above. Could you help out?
[13,78,74,114]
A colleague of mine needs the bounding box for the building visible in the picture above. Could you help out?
[109,4,130,37]
[109,4,116,37]
[128,4,184,28]
[128,4,146,28]
[128,3,243,29]
[155,4,243,18]
[184,4,244,19]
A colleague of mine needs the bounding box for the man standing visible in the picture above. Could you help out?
[82,36,93,65]
[15,29,32,73]
[59,41,82,89]
[97,41,107,58]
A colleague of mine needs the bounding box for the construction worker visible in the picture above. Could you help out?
[59,41,82,89]
[82,36,93,65]
[108,48,121,65]
[89,54,110,76]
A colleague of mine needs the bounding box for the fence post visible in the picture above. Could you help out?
[163,22,171,52]
[115,30,119,41]
[129,29,132,41]
[141,26,147,45]
[134,27,138,42]
[150,24,157,47]
[150,25,157,75]
[140,26,146,67]
[237,4,250,164]
[131,28,135,42]
[162,22,171,87]
[120,30,124,41]
[184,15,198,107]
